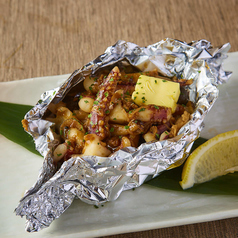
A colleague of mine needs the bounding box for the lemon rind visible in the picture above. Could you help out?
[180,130,238,189]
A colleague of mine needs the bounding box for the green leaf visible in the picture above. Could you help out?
[146,137,238,196]
[190,137,208,153]
[1,102,237,196]
[0,101,41,157]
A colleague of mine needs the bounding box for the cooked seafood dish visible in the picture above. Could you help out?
[29,66,195,164]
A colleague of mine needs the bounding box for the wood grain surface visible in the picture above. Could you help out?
[1,0,238,237]
[0,0,237,82]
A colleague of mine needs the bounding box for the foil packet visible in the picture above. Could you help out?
[15,38,232,232]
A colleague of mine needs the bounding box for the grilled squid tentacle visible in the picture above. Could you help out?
[88,66,121,140]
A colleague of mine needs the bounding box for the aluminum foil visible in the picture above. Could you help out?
[15,38,232,232]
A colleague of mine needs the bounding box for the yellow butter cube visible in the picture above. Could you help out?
[132,75,180,113]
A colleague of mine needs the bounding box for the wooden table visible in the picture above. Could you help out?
[1,0,237,237]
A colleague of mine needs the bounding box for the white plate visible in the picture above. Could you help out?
[0,53,238,238]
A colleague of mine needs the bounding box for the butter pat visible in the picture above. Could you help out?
[132,75,180,113]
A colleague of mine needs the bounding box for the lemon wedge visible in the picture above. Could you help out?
[180,130,238,189]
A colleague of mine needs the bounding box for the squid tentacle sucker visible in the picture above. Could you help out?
[87,66,121,139]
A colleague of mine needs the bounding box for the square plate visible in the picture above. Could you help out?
[0,53,237,238]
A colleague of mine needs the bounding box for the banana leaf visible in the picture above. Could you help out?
[0,101,41,156]
[1,101,237,195]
